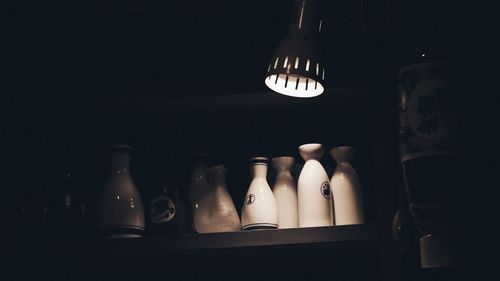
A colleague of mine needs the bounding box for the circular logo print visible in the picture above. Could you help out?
[150,195,176,224]
[320,182,331,199]
[246,194,256,205]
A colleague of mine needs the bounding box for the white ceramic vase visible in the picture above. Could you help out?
[241,157,278,230]
[329,146,365,225]
[99,145,145,238]
[271,156,298,229]
[194,165,241,233]
[298,144,333,227]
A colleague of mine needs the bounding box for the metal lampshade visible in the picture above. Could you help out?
[265,0,325,98]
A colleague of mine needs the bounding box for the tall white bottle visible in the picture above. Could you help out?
[329,146,365,225]
[99,145,145,238]
[241,157,278,230]
[298,144,333,227]
[271,156,298,229]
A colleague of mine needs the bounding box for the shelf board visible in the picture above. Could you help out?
[85,223,378,267]
[3,225,380,279]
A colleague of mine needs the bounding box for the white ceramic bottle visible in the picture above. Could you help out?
[99,145,145,238]
[329,146,365,225]
[241,157,278,230]
[195,165,241,233]
[298,143,333,227]
[271,156,298,228]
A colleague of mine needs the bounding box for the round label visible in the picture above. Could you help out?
[246,194,256,205]
[320,181,331,199]
[149,195,176,224]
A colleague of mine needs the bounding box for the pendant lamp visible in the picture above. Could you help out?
[265,0,325,98]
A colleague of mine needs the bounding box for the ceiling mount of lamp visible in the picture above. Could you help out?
[265,0,325,98]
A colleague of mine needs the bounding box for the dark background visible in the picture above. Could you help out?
[1,0,498,280]
[1,0,381,220]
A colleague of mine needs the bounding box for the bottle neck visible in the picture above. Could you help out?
[110,153,131,173]
[299,144,324,161]
[273,159,294,174]
[210,175,226,188]
[336,161,354,171]
[277,169,293,176]
[207,166,228,188]
[191,166,208,182]
[251,164,268,179]
[276,170,293,182]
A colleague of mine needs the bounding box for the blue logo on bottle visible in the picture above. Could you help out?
[321,182,331,199]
